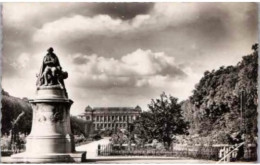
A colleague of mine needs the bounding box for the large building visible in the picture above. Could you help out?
[78,106,142,130]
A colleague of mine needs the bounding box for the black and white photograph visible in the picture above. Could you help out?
[0,2,258,163]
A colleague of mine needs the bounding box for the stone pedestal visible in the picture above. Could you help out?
[11,86,86,163]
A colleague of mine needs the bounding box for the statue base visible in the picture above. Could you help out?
[11,152,86,163]
[11,86,86,163]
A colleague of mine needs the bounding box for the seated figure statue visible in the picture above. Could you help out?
[36,47,68,90]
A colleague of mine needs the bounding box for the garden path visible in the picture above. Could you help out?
[76,137,111,159]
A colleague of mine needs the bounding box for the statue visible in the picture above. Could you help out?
[36,47,68,91]
[11,47,85,163]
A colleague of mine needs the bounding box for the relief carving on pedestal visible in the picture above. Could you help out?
[38,115,47,122]
[50,106,64,123]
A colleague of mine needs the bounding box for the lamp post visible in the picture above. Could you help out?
[240,90,246,137]
[91,109,95,131]
[240,89,249,160]
[127,117,131,151]
[113,119,118,134]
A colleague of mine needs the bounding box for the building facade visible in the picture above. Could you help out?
[78,106,142,130]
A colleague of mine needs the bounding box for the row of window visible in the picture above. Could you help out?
[94,123,127,129]
[86,115,136,122]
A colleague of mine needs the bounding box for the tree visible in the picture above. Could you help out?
[70,116,92,138]
[182,44,258,144]
[1,89,32,135]
[135,92,189,150]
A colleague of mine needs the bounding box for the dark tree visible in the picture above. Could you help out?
[70,116,92,138]
[182,44,258,144]
[135,92,189,150]
[1,89,32,135]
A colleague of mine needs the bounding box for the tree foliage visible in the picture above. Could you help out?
[182,44,258,144]
[134,93,188,149]
[1,89,32,135]
[70,116,92,138]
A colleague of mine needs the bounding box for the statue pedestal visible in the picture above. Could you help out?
[11,86,86,163]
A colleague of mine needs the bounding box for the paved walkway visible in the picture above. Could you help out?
[86,158,217,164]
[76,137,111,159]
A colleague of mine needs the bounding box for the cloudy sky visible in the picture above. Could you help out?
[2,3,257,115]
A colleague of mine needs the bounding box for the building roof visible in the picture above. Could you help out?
[83,105,142,114]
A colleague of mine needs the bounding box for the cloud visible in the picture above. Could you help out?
[32,3,257,58]
[31,3,205,44]
[3,3,154,27]
[33,14,151,43]
[10,53,30,69]
[88,3,154,20]
[69,49,186,89]
[3,3,88,27]
[151,3,200,26]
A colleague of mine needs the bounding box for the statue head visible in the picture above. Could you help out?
[47,47,54,53]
